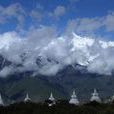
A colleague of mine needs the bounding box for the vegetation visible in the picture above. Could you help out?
[0,101,114,114]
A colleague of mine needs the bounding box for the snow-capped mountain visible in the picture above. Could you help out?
[0,32,114,77]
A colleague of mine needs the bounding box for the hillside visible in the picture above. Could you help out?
[0,68,114,104]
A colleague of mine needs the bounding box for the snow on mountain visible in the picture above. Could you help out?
[0,30,114,77]
[99,40,114,48]
[71,32,94,50]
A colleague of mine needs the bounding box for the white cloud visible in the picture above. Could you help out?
[66,12,114,34]
[104,12,114,31]
[30,10,43,21]
[0,26,114,77]
[0,66,14,77]
[66,18,103,34]
[50,6,66,18]
[0,3,25,27]
[87,47,114,75]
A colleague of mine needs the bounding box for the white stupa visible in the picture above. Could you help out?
[69,90,79,105]
[24,93,31,102]
[90,89,101,103]
[105,94,114,103]
[110,95,114,102]
[0,94,4,106]
[48,92,56,106]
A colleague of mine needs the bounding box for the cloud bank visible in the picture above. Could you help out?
[0,27,114,77]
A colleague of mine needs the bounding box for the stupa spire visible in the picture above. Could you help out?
[24,93,31,102]
[49,92,55,101]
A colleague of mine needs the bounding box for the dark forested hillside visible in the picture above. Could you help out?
[0,68,114,103]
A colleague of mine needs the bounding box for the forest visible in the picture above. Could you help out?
[0,100,114,114]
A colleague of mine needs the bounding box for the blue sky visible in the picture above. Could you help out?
[0,0,114,40]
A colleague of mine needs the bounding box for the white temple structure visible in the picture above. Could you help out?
[0,94,4,106]
[109,95,114,102]
[90,89,101,103]
[24,93,31,102]
[69,90,79,105]
[48,92,56,106]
